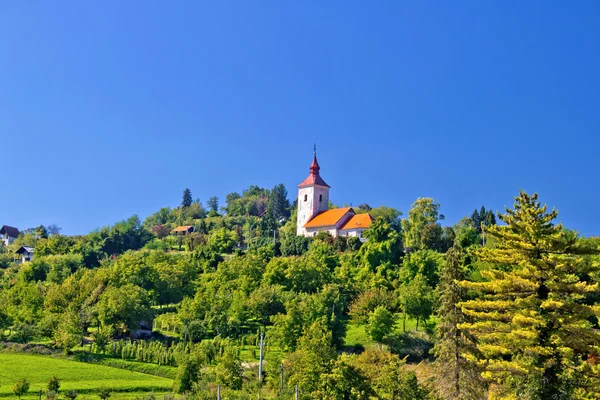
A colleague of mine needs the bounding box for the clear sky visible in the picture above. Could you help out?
[1,1,599,236]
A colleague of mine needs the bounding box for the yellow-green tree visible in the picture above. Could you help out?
[459,191,600,399]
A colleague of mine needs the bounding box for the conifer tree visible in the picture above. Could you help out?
[459,191,600,399]
[432,243,485,400]
[182,188,193,208]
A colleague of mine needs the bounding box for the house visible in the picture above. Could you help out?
[1,225,19,246]
[15,246,34,264]
[172,225,194,235]
[296,150,373,241]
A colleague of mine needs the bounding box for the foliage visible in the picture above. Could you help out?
[459,191,600,399]
[366,306,395,346]
[401,197,444,251]
[182,188,193,208]
[432,243,485,400]
[48,375,61,392]
[12,378,30,399]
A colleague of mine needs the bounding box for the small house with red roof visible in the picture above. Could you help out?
[296,150,373,241]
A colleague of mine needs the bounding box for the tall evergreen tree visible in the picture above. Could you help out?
[459,191,600,399]
[269,183,291,221]
[182,188,193,208]
[433,243,485,400]
[207,196,219,215]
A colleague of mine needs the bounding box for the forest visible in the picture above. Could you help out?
[1,185,599,400]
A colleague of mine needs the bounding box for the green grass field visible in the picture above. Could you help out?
[0,354,173,399]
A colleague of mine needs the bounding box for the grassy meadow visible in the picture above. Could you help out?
[0,353,173,399]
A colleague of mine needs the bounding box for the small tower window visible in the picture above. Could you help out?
[319,194,323,202]
[304,194,308,202]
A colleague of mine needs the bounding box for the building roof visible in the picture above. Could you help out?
[0,225,19,238]
[298,153,330,188]
[172,225,194,232]
[16,246,34,254]
[304,207,353,228]
[339,213,374,231]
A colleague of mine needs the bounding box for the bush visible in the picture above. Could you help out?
[98,387,112,400]
[48,376,61,392]
[13,379,30,399]
[64,390,78,400]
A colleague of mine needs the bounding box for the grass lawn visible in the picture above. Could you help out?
[0,353,173,398]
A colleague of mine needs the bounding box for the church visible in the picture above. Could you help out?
[296,150,373,241]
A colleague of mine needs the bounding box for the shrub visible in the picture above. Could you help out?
[13,379,30,399]
[48,376,61,392]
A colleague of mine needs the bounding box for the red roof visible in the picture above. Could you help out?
[298,153,330,188]
[304,207,353,228]
[339,214,374,231]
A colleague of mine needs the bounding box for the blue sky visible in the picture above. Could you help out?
[1,1,599,236]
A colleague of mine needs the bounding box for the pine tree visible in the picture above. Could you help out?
[459,191,600,399]
[269,183,291,221]
[432,243,485,400]
[182,188,192,208]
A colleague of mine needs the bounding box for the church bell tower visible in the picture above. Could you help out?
[297,147,330,236]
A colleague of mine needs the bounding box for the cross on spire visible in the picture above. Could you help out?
[313,143,317,154]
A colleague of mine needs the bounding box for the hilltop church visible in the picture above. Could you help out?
[296,150,373,241]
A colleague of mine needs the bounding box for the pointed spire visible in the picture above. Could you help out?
[298,146,330,188]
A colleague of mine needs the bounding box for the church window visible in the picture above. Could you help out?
[304,194,307,202]
[319,194,322,202]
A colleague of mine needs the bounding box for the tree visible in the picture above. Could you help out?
[398,274,434,331]
[97,387,111,400]
[207,196,219,216]
[96,284,152,336]
[182,188,193,208]
[36,225,49,239]
[269,183,291,221]
[47,376,61,393]
[367,306,395,348]
[432,244,484,400]
[53,311,83,354]
[215,350,244,390]
[12,379,30,399]
[459,191,600,399]
[151,224,170,239]
[401,198,443,251]
[46,224,62,236]
[173,355,201,393]
[64,391,78,400]
[318,355,374,400]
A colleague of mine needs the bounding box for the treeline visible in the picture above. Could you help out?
[1,187,599,399]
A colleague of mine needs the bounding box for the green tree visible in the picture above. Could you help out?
[96,284,152,336]
[401,197,444,250]
[207,196,219,216]
[12,379,30,400]
[97,387,111,400]
[182,188,193,208]
[460,191,600,399]
[64,391,78,400]
[367,306,395,348]
[53,311,83,354]
[432,244,484,400]
[318,355,374,400]
[173,355,201,393]
[269,183,291,221]
[215,350,244,390]
[398,274,434,331]
[47,376,61,393]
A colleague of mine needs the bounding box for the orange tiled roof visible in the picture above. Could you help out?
[304,207,353,228]
[339,213,374,231]
[172,225,193,232]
